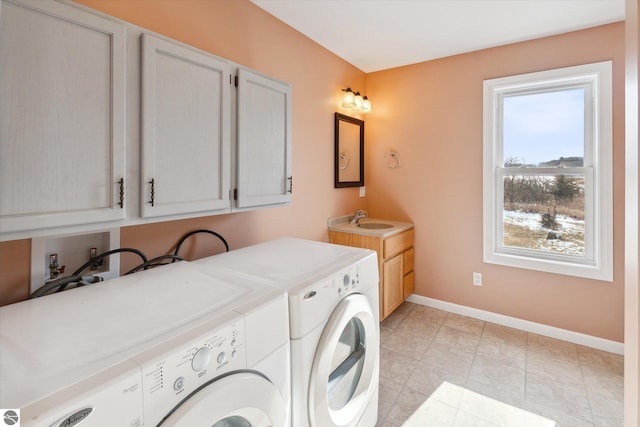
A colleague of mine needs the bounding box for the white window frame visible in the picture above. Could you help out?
[483,61,613,281]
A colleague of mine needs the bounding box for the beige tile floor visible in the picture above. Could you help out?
[376,302,624,427]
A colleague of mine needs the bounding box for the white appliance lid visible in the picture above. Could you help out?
[0,261,279,408]
[194,238,375,292]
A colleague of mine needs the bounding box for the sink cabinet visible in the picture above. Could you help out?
[329,227,415,320]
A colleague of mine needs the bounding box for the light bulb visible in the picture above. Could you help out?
[354,92,364,109]
[341,88,356,108]
[362,97,371,113]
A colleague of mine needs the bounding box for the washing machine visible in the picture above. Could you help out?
[0,261,291,427]
[194,237,380,427]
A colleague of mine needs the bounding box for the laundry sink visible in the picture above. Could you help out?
[358,222,394,229]
[328,216,414,237]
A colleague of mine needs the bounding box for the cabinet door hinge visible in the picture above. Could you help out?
[148,178,155,207]
[118,178,124,208]
[288,176,293,194]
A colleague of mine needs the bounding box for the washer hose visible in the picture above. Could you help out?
[173,229,229,261]
[125,254,184,275]
[72,247,148,276]
[29,275,103,299]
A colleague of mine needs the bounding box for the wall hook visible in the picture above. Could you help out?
[338,152,350,170]
[384,150,401,168]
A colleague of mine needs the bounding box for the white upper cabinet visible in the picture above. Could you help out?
[0,0,126,235]
[140,33,231,218]
[0,0,292,239]
[236,68,292,209]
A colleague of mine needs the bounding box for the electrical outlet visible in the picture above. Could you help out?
[472,272,482,286]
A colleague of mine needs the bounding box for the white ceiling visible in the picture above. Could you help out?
[251,0,626,73]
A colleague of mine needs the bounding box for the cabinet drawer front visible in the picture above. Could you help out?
[384,229,414,259]
[403,247,415,275]
[328,231,381,254]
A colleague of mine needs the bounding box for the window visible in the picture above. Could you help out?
[483,62,612,281]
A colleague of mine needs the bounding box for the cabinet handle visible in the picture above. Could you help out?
[118,178,124,208]
[149,178,155,206]
[288,176,293,194]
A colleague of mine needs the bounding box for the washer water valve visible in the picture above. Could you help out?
[48,254,65,280]
[89,247,104,270]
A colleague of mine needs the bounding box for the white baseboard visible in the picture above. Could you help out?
[406,294,624,355]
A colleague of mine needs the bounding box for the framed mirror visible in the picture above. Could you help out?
[334,112,364,188]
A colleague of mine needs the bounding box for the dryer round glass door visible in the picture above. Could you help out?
[160,371,286,427]
[308,293,379,427]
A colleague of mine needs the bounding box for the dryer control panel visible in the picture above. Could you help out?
[288,252,379,339]
[336,264,361,297]
[131,313,246,426]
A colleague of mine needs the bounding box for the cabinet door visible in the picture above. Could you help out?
[141,33,231,218]
[403,247,415,299]
[404,271,415,300]
[236,68,292,208]
[382,254,404,319]
[403,247,415,275]
[0,0,126,235]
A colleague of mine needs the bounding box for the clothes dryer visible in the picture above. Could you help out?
[0,261,290,427]
[195,238,380,427]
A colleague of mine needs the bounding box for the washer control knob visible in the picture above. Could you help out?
[231,339,237,347]
[192,347,212,372]
[343,274,350,286]
[217,351,227,364]
[173,376,185,391]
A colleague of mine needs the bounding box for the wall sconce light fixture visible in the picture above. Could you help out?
[341,87,371,113]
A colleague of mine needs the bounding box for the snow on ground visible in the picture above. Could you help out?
[503,210,585,255]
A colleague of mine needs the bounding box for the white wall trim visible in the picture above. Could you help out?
[406,294,624,355]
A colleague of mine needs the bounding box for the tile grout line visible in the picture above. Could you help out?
[378,349,417,426]
[576,347,598,426]
[377,303,417,425]
[463,318,486,387]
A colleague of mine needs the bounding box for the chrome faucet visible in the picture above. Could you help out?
[350,209,368,224]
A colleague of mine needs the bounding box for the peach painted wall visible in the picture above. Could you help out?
[0,240,30,304]
[0,0,366,303]
[365,23,625,342]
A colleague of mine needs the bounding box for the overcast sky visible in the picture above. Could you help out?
[503,88,584,166]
